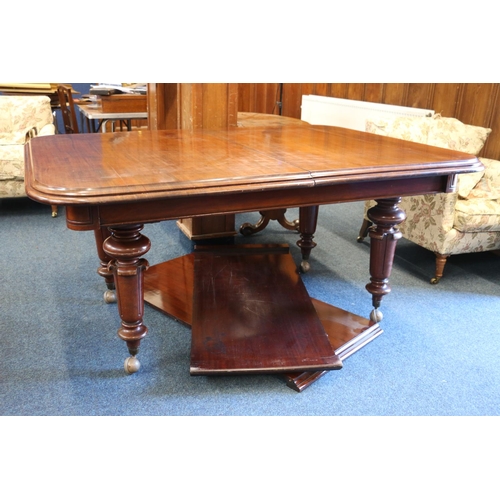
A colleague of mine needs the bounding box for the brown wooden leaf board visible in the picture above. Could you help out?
[143,245,382,391]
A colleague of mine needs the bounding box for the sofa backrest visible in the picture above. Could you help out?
[365,114,492,199]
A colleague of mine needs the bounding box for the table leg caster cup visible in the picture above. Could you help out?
[124,356,141,374]
[370,308,383,323]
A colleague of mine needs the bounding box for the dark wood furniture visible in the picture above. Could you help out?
[24,124,482,386]
[237,112,305,239]
[143,245,383,391]
[57,85,79,134]
[147,83,239,241]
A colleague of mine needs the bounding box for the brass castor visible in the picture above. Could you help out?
[370,308,383,323]
[103,290,117,304]
[124,356,141,374]
[300,260,311,273]
[430,276,441,285]
[239,223,255,237]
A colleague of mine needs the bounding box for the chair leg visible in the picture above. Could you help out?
[431,253,450,284]
[51,205,58,217]
[357,218,373,242]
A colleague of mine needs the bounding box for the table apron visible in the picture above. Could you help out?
[65,175,451,230]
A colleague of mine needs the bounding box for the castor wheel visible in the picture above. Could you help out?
[239,224,254,236]
[430,277,441,285]
[370,308,383,323]
[103,290,117,303]
[124,356,141,374]
[300,260,311,273]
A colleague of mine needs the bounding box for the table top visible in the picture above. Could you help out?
[77,103,148,120]
[25,124,482,208]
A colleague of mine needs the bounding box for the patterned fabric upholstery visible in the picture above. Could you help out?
[362,114,500,282]
[0,96,55,198]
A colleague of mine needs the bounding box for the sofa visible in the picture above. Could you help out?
[358,114,500,283]
[0,95,56,214]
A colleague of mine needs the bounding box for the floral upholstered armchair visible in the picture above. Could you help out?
[358,114,500,283]
[0,95,56,215]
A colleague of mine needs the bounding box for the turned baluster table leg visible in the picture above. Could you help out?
[94,226,117,303]
[102,224,151,374]
[297,205,319,273]
[365,198,405,322]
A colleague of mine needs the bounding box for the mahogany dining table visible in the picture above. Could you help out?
[24,124,482,386]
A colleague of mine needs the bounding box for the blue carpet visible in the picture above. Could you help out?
[2,197,500,417]
[3,197,499,498]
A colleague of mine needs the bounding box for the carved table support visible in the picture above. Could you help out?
[297,205,319,272]
[239,209,299,236]
[102,224,151,374]
[365,198,405,322]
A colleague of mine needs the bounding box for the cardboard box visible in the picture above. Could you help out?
[100,94,147,113]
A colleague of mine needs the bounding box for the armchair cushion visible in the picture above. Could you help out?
[453,157,500,232]
[454,199,500,232]
[365,115,431,143]
[0,144,24,180]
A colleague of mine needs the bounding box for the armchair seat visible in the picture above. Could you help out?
[358,114,500,283]
[455,200,500,232]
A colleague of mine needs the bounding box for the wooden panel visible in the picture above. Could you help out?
[147,83,239,239]
[177,214,236,240]
[299,83,317,98]
[364,83,385,103]
[483,87,500,160]
[237,83,253,112]
[143,250,383,392]
[147,83,179,130]
[346,83,365,101]
[406,83,435,109]
[456,83,497,126]
[382,84,408,106]
[238,84,281,115]
[281,83,303,118]
[329,83,349,99]
[190,246,342,375]
[148,83,238,131]
[310,83,330,97]
[431,83,461,117]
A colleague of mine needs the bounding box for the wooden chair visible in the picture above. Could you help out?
[57,85,79,134]
[52,85,80,216]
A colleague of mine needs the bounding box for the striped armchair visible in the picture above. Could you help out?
[358,114,500,283]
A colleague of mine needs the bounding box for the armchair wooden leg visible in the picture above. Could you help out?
[51,205,58,217]
[357,218,373,242]
[431,253,450,284]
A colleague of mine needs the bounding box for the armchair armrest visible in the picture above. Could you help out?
[37,123,56,137]
[0,127,37,145]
